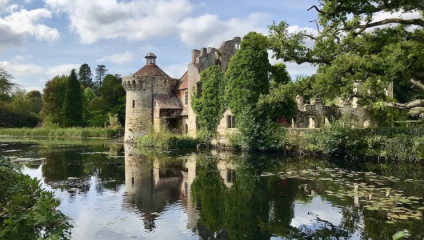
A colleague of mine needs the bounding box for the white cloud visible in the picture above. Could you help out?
[45,64,80,77]
[44,0,270,47]
[45,0,192,44]
[372,10,421,23]
[15,54,33,60]
[178,12,271,47]
[268,50,317,77]
[97,51,134,64]
[0,61,43,76]
[0,8,60,42]
[163,63,187,79]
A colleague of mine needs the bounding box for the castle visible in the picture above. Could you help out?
[122,37,241,143]
[122,37,391,143]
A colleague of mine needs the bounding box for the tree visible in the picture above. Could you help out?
[191,65,226,140]
[78,63,93,88]
[225,32,276,150]
[25,90,42,115]
[270,63,291,85]
[95,65,108,88]
[40,75,68,125]
[0,66,18,102]
[99,74,126,124]
[268,0,424,120]
[225,32,271,116]
[63,69,83,127]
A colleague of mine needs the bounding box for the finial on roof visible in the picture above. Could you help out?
[145,52,157,65]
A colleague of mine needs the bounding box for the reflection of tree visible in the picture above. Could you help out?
[40,145,125,192]
[41,147,85,182]
[191,156,226,232]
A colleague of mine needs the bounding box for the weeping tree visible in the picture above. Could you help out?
[0,66,18,101]
[268,0,424,120]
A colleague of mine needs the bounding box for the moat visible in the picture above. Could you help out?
[1,139,424,240]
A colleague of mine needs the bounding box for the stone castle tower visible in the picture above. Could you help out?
[122,53,176,143]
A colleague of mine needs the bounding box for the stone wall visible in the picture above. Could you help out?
[123,75,176,142]
[293,97,378,129]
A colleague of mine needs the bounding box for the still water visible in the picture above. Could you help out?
[1,139,424,240]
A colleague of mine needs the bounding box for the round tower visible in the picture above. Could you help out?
[122,53,175,143]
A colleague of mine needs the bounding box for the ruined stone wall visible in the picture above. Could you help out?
[293,98,377,129]
[218,37,241,71]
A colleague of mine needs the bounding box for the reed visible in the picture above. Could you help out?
[0,127,117,139]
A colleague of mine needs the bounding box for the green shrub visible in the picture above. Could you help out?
[0,156,72,239]
[136,126,200,150]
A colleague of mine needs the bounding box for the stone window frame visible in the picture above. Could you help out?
[227,115,237,129]
[184,90,188,106]
[132,100,135,109]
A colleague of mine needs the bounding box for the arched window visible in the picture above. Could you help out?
[132,100,135,108]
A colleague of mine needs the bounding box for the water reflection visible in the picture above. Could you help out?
[1,141,424,240]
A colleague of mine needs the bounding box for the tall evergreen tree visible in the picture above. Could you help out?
[78,64,93,88]
[63,69,83,127]
[95,65,108,88]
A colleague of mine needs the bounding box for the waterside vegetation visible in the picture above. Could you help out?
[0,155,71,240]
[0,127,118,139]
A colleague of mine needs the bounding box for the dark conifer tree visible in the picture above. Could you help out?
[78,64,93,88]
[63,69,83,127]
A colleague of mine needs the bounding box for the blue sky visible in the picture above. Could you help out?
[0,0,319,92]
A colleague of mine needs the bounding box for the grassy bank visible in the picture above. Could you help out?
[281,125,424,161]
[0,127,117,139]
[136,128,201,150]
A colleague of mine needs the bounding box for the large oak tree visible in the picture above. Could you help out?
[268,0,424,119]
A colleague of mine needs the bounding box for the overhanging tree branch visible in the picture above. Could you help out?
[410,78,424,91]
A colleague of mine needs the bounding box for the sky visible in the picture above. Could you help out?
[0,0,320,93]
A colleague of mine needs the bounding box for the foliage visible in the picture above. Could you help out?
[40,75,68,126]
[225,32,271,116]
[78,63,93,88]
[0,155,72,240]
[99,74,126,124]
[224,32,276,150]
[95,65,108,89]
[191,65,226,141]
[0,65,18,98]
[270,62,291,85]
[268,1,424,119]
[107,113,122,130]
[136,125,200,150]
[258,83,298,122]
[0,127,117,138]
[63,69,83,127]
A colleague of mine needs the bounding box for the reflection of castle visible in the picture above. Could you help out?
[123,148,237,239]
[123,147,183,231]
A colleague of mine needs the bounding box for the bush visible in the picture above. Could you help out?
[0,156,72,239]
[136,126,201,150]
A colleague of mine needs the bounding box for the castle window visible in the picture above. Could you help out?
[227,115,237,129]
[235,43,240,50]
[184,90,188,105]
[132,100,135,108]
[227,169,236,183]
